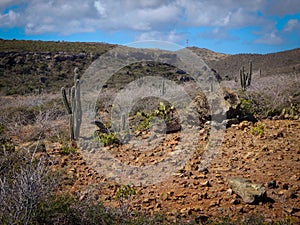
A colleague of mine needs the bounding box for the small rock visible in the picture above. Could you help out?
[143,198,150,203]
[155,203,161,209]
[282,183,289,190]
[267,180,277,189]
[239,121,251,130]
[180,207,192,215]
[200,180,210,187]
[161,192,169,201]
[228,177,266,204]
[230,199,240,205]
[227,188,233,195]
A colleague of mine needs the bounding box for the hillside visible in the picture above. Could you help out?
[202,48,300,80]
[1,40,299,96]
[0,40,300,224]
[187,47,229,62]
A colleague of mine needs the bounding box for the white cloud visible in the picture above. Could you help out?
[177,0,266,28]
[0,0,298,46]
[135,30,185,43]
[94,1,107,17]
[264,0,300,16]
[284,19,300,32]
[199,27,236,40]
[254,31,283,45]
[0,10,20,27]
[0,0,268,34]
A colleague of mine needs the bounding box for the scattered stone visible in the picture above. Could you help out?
[267,180,277,189]
[227,188,233,195]
[200,180,210,187]
[161,192,169,201]
[228,177,266,204]
[293,211,300,217]
[282,183,289,190]
[230,198,240,205]
[239,121,251,130]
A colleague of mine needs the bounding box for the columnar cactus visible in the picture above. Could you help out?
[240,61,252,91]
[61,68,82,140]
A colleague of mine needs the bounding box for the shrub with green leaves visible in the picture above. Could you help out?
[61,144,76,155]
[95,132,120,147]
[154,102,175,121]
[134,102,176,133]
[240,97,256,117]
[115,184,136,203]
[134,111,154,132]
[251,123,265,136]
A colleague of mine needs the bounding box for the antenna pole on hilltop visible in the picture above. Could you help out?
[186,39,189,48]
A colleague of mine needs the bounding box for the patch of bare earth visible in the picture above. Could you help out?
[46,119,300,223]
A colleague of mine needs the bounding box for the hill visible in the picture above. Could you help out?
[0,39,300,224]
[189,47,300,80]
[1,39,299,96]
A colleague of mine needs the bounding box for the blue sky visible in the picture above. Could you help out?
[0,0,300,54]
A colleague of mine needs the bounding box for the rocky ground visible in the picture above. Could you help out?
[1,40,300,224]
[45,118,300,223]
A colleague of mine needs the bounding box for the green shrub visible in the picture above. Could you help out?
[240,97,256,117]
[154,102,175,121]
[134,111,154,132]
[115,184,136,203]
[95,132,120,147]
[251,123,265,136]
[61,144,76,155]
[134,102,176,133]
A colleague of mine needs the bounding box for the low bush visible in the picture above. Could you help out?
[61,144,76,155]
[250,123,265,136]
[94,132,120,147]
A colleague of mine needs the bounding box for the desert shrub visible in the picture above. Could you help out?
[134,111,154,132]
[61,144,76,155]
[154,102,176,122]
[0,149,55,225]
[0,95,66,142]
[281,102,300,118]
[32,194,168,225]
[133,102,177,133]
[32,194,81,225]
[94,132,120,147]
[115,184,136,204]
[239,97,256,117]
[0,123,15,154]
[250,123,265,136]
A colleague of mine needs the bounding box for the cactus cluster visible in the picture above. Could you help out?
[61,68,82,140]
[240,61,252,91]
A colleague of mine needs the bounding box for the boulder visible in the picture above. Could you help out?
[188,88,240,126]
[228,177,266,204]
[222,88,240,119]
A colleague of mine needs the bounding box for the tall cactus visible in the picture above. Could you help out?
[240,61,252,91]
[61,68,82,140]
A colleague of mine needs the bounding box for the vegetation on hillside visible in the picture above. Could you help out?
[0,40,300,224]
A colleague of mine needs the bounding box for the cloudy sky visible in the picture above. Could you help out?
[0,0,300,54]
